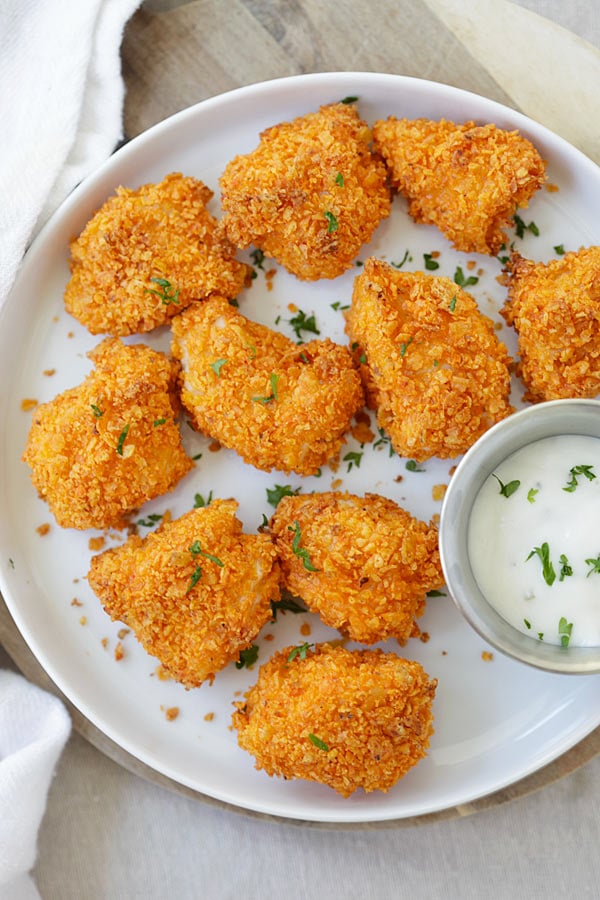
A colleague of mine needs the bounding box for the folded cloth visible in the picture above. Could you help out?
[0,671,71,900]
[0,0,142,311]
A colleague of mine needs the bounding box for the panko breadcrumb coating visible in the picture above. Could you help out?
[22,338,192,530]
[269,492,443,644]
[64,173,250,335]
[346,258,514,461]
[500,246,600,401]
[88,500,280,688]
[232,643,437,797]
[372,117,546,255]
[171,295,364,475]
[219,102,391,280]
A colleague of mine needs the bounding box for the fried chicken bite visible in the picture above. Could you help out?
[64,173,250,335]
[219,102,391,280]
[22,338,192,530]
[346,258,514,461]
[500,246,600,402]
[88,500,280,688]
[372,117,546,255]
[269,491,443,644]
[171,295,364,475]
[232,643,436,797]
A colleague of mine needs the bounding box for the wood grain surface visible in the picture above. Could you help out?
[3,0,599,826]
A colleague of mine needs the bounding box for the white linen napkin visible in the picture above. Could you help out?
[1,0,141,896]
[0,671,71,900]
[0,0,142,309]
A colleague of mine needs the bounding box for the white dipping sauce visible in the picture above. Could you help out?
[468,434,600,647]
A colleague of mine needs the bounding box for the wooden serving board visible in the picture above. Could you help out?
[2,0,599,824]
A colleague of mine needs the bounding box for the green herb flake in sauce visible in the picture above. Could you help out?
[558,617,573,648]
[492,474,521,498]
[526,542,556,586]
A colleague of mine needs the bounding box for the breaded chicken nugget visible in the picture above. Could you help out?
[501,246,600,402]
[171,295,364,475]
[346,258,514,461]
[22,338,192,529]
[88,500,280,688]
[269,492,443,644]
[219,103,391,280]
[64,173,250,335]
[372,117,546,255]
[232,643,436,796]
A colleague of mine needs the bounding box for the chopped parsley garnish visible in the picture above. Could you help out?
[250,248,265,270]
[359,353,367,364]
[340,95,358,104]
[526,542,556,586]
[324,210,339,233]
[406,459,425,472]
[193,490,213,508]
[186,540,224,593]
[252,373,280,404]
[524,618,531,629]
[266,484,302,507]
[144,277,180,306]
[423,253,439,271]
[153,418,166,426]
[558,616,573,648]
[343,450,363,472]
[335,172,344,186]
[453,266,478,288]
[492,474,520,498]
[192,452,203,461]
[288,522,319,572]
[554,244,565,256]
[116,424,130,456]
[513,213,539,238]
[271,594,306,618]
[235,644,259,669]
[559,554,573,581]
[563,464,596,492]
[400,337,413,356]
[585,554,600,577]
[391,250,412,268]
[427,589,446,597]
[308,733,329,752]
[448,294,457,312]
[90,404,104,418]
[287,641,314,662]
[373,427,395,457]
[527,487,539,503]
[288,309,320,342]
[137,513,163,528]
[210,358,229,377]
[330,301,350,311]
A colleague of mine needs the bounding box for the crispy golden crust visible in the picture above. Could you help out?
[269,492,443,644]
[22,338,193,530]
[64,173,250,335]
[88,500,280,688]
[171,295,364,475]
[346,258,514,461]
[232,643,436,796]
[372,117,546,255]
[219,103,391,280]
[500,247,600,402]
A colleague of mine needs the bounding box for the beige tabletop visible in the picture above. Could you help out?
[2,0,599,897]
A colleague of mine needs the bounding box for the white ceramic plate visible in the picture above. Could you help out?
[1,73,599,824]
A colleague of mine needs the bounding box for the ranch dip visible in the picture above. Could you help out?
[468,434,600,647]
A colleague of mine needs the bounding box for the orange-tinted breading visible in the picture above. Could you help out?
[171,295,364,475]
[269,492,443,644]
[22,338,192,530]
[64,173,250,335]
[88,500,280,688]
[500,246,600,402]
[232,643,436,797]
[346,258,514,461]
[372,117,546,255]
[219,103,391,280]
